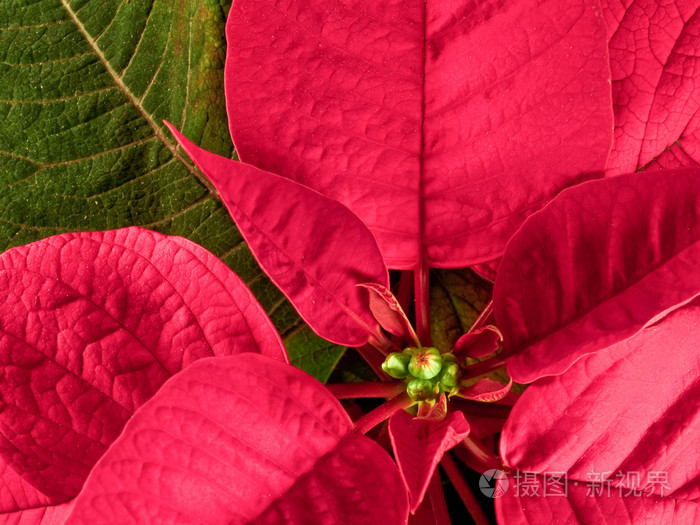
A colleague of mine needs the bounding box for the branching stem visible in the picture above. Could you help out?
[469,299,494,333]
[462,357,506,379]
[441,453,491,525]
[354,392,413,434]
[326,381,405,399]
[414,262,431,345]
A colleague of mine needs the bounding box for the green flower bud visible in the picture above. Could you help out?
[406,378,438,401]
[402,346,419,356]
[441,352,457,364]
[381,352,411,379]
[408,347,442,379]
[437,360,461,389]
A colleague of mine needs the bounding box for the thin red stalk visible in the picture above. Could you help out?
[368,332,400,356]
[426,469,451,525]
[462,357,506,379]
[414,262,431,345]
[468,299,494,333]
[354,392,412,434]
[453,441,494,474]
[325,381,405,399]
[441,453,490,525]
[463,435,501,470]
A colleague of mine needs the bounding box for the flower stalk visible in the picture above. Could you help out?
[354,392,413,434]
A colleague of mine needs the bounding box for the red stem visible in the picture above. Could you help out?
[462,435,502,471]
[353,392,413,434]
[469,299,494,333]
[462,357,506,379]
[426,469,451,525]
[414,262,431,345]
[325,381,405,399]
[441,453,490,525]
[368,332,400,356]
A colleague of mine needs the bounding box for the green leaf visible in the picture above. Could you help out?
[0,0,340,380]
[430,268,493,353]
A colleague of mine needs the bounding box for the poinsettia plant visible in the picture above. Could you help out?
[1,0,699,523]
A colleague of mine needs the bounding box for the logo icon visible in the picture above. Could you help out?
[479,469,509,498]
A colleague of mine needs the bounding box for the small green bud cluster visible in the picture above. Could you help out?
[381,347,462,401]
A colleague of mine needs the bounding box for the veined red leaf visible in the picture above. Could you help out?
[501,301,700,505]
[496,474,700,524]
[602,0,700,174]
[3,502,75,525]
[0,228,285,506]
[495,168,700,383]
[225,0,613,269]
[167,124,388,347]
[66,354,409,524]
[389,409,469,512]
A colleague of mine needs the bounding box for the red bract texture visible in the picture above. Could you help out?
[166,123,388,348]
[493,168,700,521]
[496,476,700,523]
[389,410,469,512]
[66,355,409,524]
[501,302,700,498]
[0,228,285,518]
[495,168,700,383]
[497,301,700,522]
[225,0,613,269]
[601,0,700,173]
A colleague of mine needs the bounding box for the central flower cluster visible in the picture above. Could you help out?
[382,348,461,401]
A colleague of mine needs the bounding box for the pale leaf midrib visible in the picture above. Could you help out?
[58,0,217,196]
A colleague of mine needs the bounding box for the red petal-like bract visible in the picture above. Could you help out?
[0,228,285,511]
[67,354,409,524]
[602,0,700,174]
[495,168,700,383]
[225,0,613,269]
[358,282,419,344]
[501,301,700,502]
[453,325,502,361]
[458,378,512,403]
[496,475,700,524]
[389,409,469,512]
[167,124,388,347]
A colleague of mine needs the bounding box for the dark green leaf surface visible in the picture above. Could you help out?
[431,269,526,394]
[430,269,493,353]
[0,0,338,381]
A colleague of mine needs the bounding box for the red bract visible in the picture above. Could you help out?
[166,123,388,348]
[389,410,469,512]
[224,0,613,269]
[66,355,409,524]
[0,228,285,513]
[494,168,700,522]
[0,228,410,524]
[601,0,700,174]
[169,120,514,516]
[495,168,700,383]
